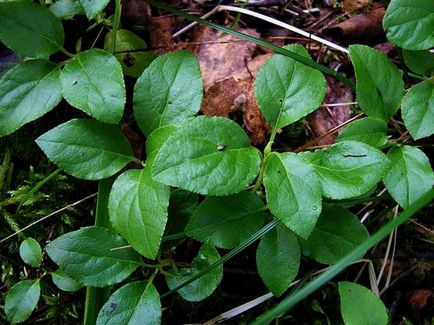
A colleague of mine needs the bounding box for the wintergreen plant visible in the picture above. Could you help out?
[0,0,433,324]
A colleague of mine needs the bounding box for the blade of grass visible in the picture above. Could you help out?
[252,188,433,324]
[161,219,279,299]
[145,0,355,91]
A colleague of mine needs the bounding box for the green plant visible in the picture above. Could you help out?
[0,0,433,324]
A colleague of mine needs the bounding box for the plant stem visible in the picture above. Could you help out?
[145,0,356,91]
[252,188,434,324]
[83,178,114,325]
[59,46,75,58]
[110,0,122,55]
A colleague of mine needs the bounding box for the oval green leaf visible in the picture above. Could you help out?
[401,78,434,140]
[152,116,261,195]
[337,117,388,148]
[51,269,82,292]
[19,237,42,268]
[145,125,178,156]
[339,282,388,325]
[109,158,170,259]
[383,0,434,50]
[97,281,161,325]
[49,0,85,20]
[61,49,125,124]
[299,205,369,265]
[105,29,156,78]
[5,280,40,323]
[45,226,141,287]
[79,0,109,20]
[299,141,390,199]
[0,2,64,58]
[166,242,223,302]
[133,50,203,136]
[254,44,326,128]
[185,192,265,249]
[36,118,135,180]
[403,50,434,76]
[264,152,322,239]
[349,45,404,121]
[384,145,434,209]
[256,224,300,296]
[0,60,62,137]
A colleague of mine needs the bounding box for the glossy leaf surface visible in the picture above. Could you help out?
[46,226,140,287]
[186,192,265,249]
[401,78,434,140]
[152,116,261,195]
[51,269,82,292]
[255,44,326,128]
[264,152,322,239]
[109,157,170,259]
[403,50,434,76]
[300,141,389,199]
[383,0,434,50]
[0,1,64,57]
[79,0,109,19]
[299,205,369,264]
[166,242,223,301]
[134,50,203,136]
[384,146,434,209]
[256,225,300,296]
[97,281,161,325]
[5,280,40,323]
[0,60,61,137]
[61,49,125,124]
[337,117,388,148]
[19,237,42,268]
[36,119,134,180]
[350,45,403,120]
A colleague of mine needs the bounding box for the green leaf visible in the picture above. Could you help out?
[97,281,161,325]
[264,152,322,239]
[61,49,125,124]
[0,2,64,58]
[36,118,134,180]
[185,191,265,249]
[51,269,82,292]
[383,0,434,50]
[402,50,434,76]
[104,29,156,78]
[254,44,326,128]
[0,60,62,137]
[5,280,40,323]
[349,45,404,121]
[299,205,369,265]
[79,0,109,20]
[19,237,42,268]
[401,78,434,140]
[45,226,141,287]
[384,145,434,209]
[49,0,84,20]
[339,282,388,325]
[256,224,300,296]
[152,116,261,195]
[145,125,178,155]
[166,242,223,302]
[299,141,390,199]
[109,157,170,259]
[337,117,388,148]
[133,50,203,136]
